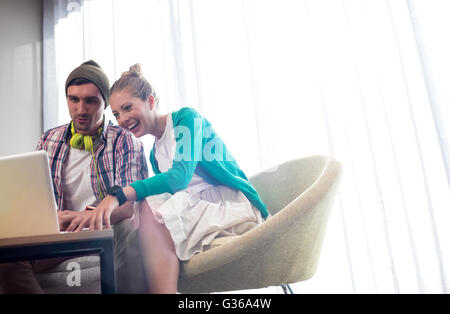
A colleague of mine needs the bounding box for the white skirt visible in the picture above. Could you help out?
[142,185,264,261]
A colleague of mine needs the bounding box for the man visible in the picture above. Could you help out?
[0,60,148,293]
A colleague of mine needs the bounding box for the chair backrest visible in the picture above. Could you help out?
[250,155,332,215]
[178,155,342,292]
[249,155,342,284]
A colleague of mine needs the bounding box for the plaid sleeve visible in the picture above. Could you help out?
[36,132,47,151]
[114,130,149,188]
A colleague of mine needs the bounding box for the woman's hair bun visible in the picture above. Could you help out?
[111,63,159,106]
[121,63,143,78]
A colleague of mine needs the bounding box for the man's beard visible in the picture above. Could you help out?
[73,115,92,132]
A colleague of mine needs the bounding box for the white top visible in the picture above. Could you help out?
[146,114,263,261]
[153,114,213,196]
[62,147,97,212]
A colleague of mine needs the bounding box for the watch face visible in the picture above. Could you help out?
[111,186,121,193]
[108,186,121,195]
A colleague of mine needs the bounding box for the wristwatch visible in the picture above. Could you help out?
[107,185,127,206]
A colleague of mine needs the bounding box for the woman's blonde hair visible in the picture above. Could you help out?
[110,64,159,107]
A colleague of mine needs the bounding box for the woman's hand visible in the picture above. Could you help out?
[83,186,137,230]
[88,195,119,230]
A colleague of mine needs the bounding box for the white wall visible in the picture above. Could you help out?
[0,0,42,157]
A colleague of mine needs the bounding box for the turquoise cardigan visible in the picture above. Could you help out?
[130,107,269,218]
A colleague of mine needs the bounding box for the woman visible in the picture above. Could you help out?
[90,64,269,293]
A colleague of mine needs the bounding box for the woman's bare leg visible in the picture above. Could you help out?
[138,200,179,294]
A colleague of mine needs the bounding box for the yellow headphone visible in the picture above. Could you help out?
[70,121,104,199]
[70,122,102,152]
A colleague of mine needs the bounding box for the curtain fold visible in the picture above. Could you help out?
[43,0,84,131]
[42,0,58,132]
[43,0,450,293]
[406,0,450,188]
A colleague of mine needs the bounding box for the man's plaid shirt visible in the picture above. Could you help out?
[36,119,148,210]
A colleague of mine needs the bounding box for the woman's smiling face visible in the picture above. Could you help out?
[110,89,153,138]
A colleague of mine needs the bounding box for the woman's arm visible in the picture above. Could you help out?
[130,108,203,201]
[109,201,135,225]
[86,108,204,230]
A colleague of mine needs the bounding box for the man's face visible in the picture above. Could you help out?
[67,83,105,135]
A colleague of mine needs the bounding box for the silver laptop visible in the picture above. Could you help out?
[0,151,60,239]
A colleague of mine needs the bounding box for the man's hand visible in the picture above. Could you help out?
[58,210,95,232]
[58,186,136,231]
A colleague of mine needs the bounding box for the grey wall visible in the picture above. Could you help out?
[0,0,43,157]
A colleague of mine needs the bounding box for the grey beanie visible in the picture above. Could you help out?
[65,60,110,108]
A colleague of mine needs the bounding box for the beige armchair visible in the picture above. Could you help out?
[36,155,341,294]
[177,155,342,293]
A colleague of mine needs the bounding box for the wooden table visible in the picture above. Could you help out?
[0,230,115,294]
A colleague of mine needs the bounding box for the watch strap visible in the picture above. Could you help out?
[107,186,127,206]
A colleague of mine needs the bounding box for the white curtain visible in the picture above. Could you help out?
[43,0,450,293]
